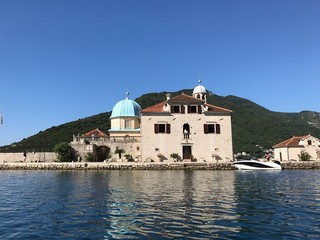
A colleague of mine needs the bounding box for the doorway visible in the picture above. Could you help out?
[96,146,110,162]
[183,146,192,160]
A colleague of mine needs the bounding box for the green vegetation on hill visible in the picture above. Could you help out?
[1,90,319,155]
[0,113,111,152]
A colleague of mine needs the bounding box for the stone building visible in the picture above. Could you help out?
[71,81,233,162]
[273,135,320,161]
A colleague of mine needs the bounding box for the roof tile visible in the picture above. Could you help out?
[141,93,232,113]
[82,128,107,137]
[273,135,309,148]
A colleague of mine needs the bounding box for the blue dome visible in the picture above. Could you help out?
[110,97,142,118]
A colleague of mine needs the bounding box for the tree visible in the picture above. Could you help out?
[170,153,180,162]
[115,147,125,159]
[54,142,74,162]
[298,151,312,161]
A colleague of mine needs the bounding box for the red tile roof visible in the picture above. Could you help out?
[141,101,167,113]
[205,103,233,113]
[141,93,232,113]
[273,135,309,148]
[167,93,204,103]
[82,128,107,137]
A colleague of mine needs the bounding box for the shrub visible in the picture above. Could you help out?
[86,152,94,162]
[54,142,74,162]
[124,154,134,161]
[298,152,312,161]
[170,153,180,161]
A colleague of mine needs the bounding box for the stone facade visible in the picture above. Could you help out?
[140,106,233,163]
[71,136,141,162]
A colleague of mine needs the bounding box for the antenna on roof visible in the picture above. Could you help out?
[198,73,202,84]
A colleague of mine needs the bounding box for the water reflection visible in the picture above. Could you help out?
[104,170,239,239]
[1,170,320,239]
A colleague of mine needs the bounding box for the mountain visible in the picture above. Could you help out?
[1,89,320,154]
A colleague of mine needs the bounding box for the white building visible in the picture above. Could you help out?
[273,135,320,161]
[140,82,233,162]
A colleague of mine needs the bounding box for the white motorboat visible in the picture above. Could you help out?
[233,159,282,170]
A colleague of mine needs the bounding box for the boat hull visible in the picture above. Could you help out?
[233,160,282,170]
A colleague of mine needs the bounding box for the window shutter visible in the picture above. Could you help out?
[216,124,221,134]
[198,105,202,114]
[154,124,159,134]
[166,124,171,134]
[204,124,208,134]
[170,106,173,113]
[181,105,185,114]
[188,105,191,113]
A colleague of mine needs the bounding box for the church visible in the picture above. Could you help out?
[71,81,233,163]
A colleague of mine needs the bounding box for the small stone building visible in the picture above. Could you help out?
[273,135,320,161]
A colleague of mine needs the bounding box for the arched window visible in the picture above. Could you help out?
[183,123,190,139]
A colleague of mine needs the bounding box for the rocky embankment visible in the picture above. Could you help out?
[281,161,320,169]
[0,162,235,170]
[1,161,320,170]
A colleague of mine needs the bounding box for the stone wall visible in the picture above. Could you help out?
[1,161,320,170]
[0,152,57,163]
[281,161,320,169]
[0,162,235,170]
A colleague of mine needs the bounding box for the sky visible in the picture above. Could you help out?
[0,0,319,146]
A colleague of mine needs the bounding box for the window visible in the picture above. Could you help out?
[159,124,166,133]
[125,120,130,129]
[183,123,190,139]
[208,124,215,133]
[171,105,180,113]
[307,140,312,145]
[204,124,221,134]
[170,105,185,113]
[189,105,197,113]
[154,123,171,134]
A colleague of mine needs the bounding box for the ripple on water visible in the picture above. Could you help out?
[0,170,320,239]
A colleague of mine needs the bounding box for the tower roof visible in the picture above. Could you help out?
[110,92,142,119]
[193,80,207,94]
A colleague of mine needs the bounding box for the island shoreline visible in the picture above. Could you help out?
[1,161,320,170]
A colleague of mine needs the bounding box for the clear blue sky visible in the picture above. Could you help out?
[0,0,319,146]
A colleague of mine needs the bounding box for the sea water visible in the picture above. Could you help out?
[0,170,319,239]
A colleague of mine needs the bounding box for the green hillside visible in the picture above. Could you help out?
[0,113,111,152]
[1,89,320,154]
